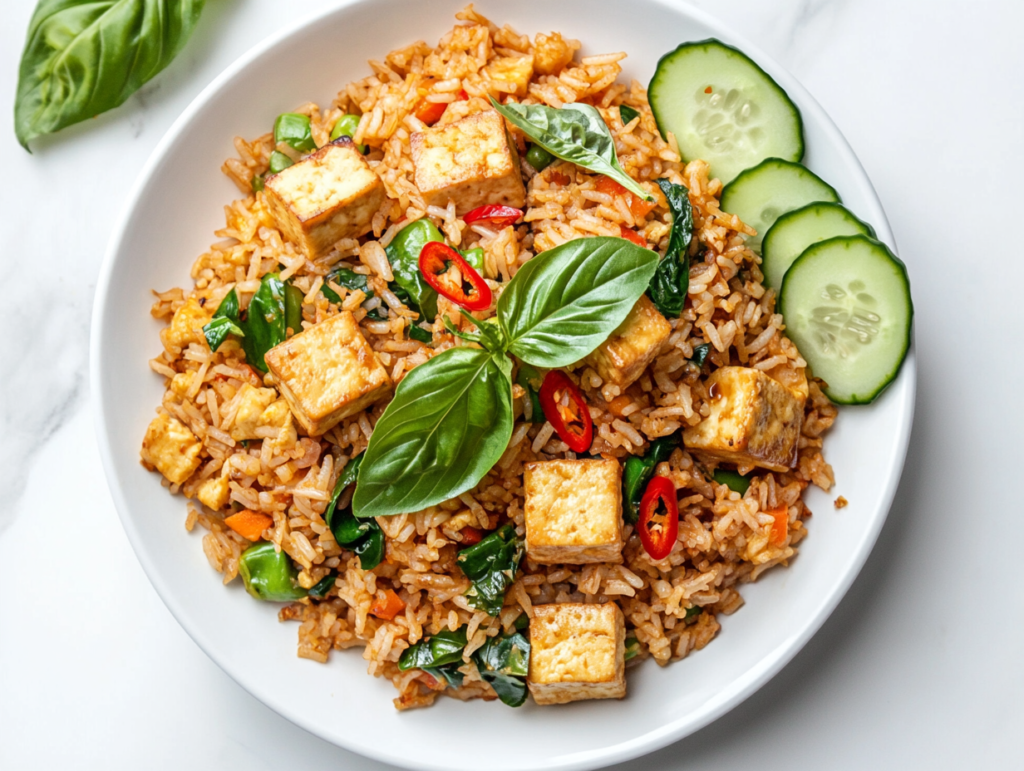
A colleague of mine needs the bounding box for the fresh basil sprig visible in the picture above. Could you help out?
[646,179,694,318]
[203,273,288,372]
[353,236,659,519]
[15,0,206,150]
[325,454,384,570]
[457,525,523,616]
[498,236,660,367]
[489,97,652,202]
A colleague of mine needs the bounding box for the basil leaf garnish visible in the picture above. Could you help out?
[321,268,388,320]
[203,288,245,351]
[621,432,679,524]
[498,236,659,368]
[15,0,206,150]
[646,179,693,318]
[240,273,287,372]
[353,348,514,519]
[457,525,523,616]
[385,219,442,321]
[489,97,652,202]
[325,454,384,570]
[398,627,468,671]
[472,632,530,707]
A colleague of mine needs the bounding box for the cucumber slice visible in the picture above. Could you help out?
[720,158,839,253]
[761,202,875,290]
[649,39,803,184]
[780,235,912,404]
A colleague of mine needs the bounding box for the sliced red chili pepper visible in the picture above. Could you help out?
[463,205,524,229]
[619,225,647,247]
[458,89,469,100]
[638,476,679,561]
[538,371,593,453]
[418,241,492,311]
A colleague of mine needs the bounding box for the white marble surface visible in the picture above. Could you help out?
[1,0,1021,768]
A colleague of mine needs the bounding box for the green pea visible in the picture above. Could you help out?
[268,150,293,174]
[384,219,443,321]
[525,143,554,171]
[273,112,316,152]
[251,174,265,193]
[284,283,304,337]
[238,542,307,601]
[330,113,367,153]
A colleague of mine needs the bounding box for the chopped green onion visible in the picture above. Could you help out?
[268,150,293,174]
[273,112,316,152]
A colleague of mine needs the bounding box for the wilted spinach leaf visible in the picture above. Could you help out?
[457,524,523,616]
[472,632,530,707]
[203,289,245,352]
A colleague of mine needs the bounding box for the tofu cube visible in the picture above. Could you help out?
[533,32,578,75]
[410,109,526,215]
[528,602,626,705]
[141,413,203,485]
[229,384,278,441]
[484,55,535,97]
[162,297,213,352]
[683,366,804,472]
[523,459,623,564]
[263,312,391,436]
[169,371,195,399]
[196,468,231,511]
[582,295,671,389]
[264,138,385,260]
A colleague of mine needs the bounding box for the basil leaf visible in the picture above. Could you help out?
[489,98,652,202]
[385,219,441,321]
[691,342,710,367]
[515,364,544,424]
[646,179,693,318]
[407,324,433,343]
[497,236,660,368]
[307,574,336,599]
[14,0,206,150]
[619,104,640,125]
[321,268,387,320]
[203,289,245,351]
[423,664,464,689]
[713,469,750,496]
[353,347,514,518]
[457,524,523,616]
[240,273,287,372]
[398,627,468,671]
[622,432,679,524]
[325,454,385,570]
[684,605,702,623]
[274,113,316,153]
[472,632,530,707]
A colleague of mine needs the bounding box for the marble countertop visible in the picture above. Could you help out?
[2,0,1021,768]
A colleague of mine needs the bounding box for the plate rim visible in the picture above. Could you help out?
[90,0,917,768]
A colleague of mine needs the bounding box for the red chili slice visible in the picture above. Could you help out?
[463,205,523,229]
[538,371,593,453]
[418,241,492,311]
[638,476,679,561]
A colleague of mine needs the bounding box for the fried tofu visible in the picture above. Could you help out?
[410,109,526,215]
[162,297,213,352]
[683,366,804,472]
[263,312,391,436]
[523,459,623,564]
[141,413,203,486]
[264,137,384,260]
[528,602,626,705]
[582,295,672,389]
[484,55,534,97]
[229,384,278,441]
[196,468,231,511]
[533,32,578,76]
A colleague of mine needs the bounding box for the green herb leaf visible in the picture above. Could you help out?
[498,236,660,368]
[353,347,514,518]
[273,113,316,152]
[407,324,433,343]
[385,219,442,321]
[307,574,336,599]
[14,0,206,150]
[321,268,387,320]
[398,627,468,671]
[624,635,641,661]
[202,288,245,351]
[461,247,486,274]
[619,104,640,125]
[457,524,523,616]
[713,469,750,496]
[472,632,530,707]
[325,454,385,570]
[489,97,652,202]
[240,273,287,372]
[691,342,710,367]
[622,432,679,524]
[647,179,693,318]
[515,363,545,424]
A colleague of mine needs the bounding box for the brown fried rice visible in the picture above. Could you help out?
[142,5,836,710]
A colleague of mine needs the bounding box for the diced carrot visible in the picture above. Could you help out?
[414,98,447,125]
[628,192,658,220]
[607,394,633,417]
[460,526,484,546]
[596,175,657,220]
[370,588,406,620]
[619,225,647,247]
[768,507,789,546]
[224,510,273,542]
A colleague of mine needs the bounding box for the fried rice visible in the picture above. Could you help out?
[142,5,836,710]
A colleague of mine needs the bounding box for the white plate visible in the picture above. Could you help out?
[91,1,916,769]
